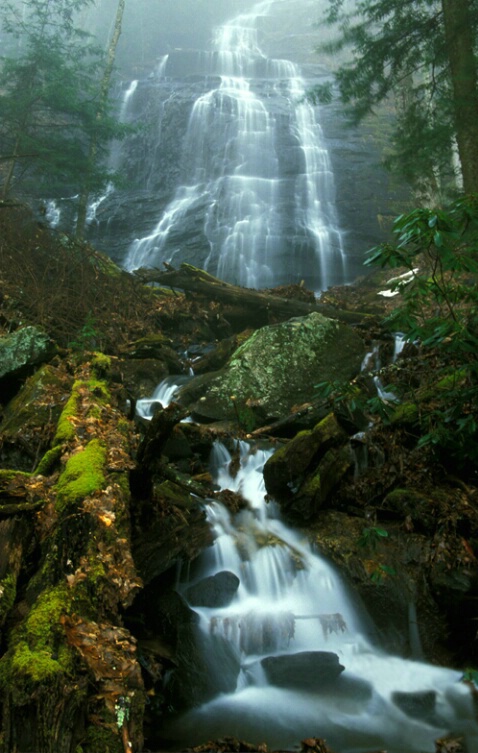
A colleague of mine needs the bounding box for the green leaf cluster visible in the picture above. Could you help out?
[366,194,478,469]
[321,0,478,194]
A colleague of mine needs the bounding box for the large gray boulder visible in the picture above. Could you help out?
[0,326,55,382]
[179,312,365,425]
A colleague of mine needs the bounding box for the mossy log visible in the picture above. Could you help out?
[134,263,370,326]
[0,366,145,753]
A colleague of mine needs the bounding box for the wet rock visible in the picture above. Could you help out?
[381,488,438,531]
[113,357,171,400]
[179,313,365,425]
[124,333,182,365]
[131,499,213,586]
[184,571,240,608]
[260,650,344,690]
[0,326,55,382]
[392,689,437,720]
[263,413,353,518]
[326,673,373,702]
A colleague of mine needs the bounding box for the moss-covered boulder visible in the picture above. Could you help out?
[0,326,56,382]
[263,413,353,520]
[0,364,72,471]
[179,312,365,425]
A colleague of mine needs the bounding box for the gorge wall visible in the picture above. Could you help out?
[63,0,409,289]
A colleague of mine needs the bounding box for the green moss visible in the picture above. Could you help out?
[83,724,123,753]
[91,351,112,377]
[299,470,322,499]
[35,444,63,475]
[4,585,74,688]
[11,642,72,683]
[54,379,111,445]
[390,401,418,425]
[54,387,80,444]
[56,439,107,512]
[0,469,31,482]
[116,417,130,436]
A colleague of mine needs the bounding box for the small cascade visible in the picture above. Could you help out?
[124,0,346,291]
[156,54,169,78]
[161,440,478,753]
[135,374,190,420]
[86,79,139,225]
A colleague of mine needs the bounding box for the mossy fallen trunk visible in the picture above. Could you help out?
[0,362,146,753]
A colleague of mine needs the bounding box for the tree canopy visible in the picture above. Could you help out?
[321,0,478,198]
[0,0,123,205]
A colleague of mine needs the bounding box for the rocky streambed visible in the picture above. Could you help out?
[0,204,477,753]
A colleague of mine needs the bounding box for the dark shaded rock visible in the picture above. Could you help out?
[0,364,71,471]
[124,333,180,364]
[131,496,213,587]
[261,650,344,690]
[326,673,373,702]
[113,357,170,400]
[263,412,353,521]
[392,689,437,720]
[381,488,438,531]
[264,413,347,497]
[184,571,240,608]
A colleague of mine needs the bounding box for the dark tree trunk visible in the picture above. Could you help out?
[441,0,478,193]
[134,264,369,326]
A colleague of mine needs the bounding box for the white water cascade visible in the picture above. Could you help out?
[160,438,478,753]
[86,78,139,225]
[124,0,346,292]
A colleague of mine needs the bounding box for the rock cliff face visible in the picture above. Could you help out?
[78,0,408,285]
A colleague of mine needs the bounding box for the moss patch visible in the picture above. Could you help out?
[56,439,107,512]
[54,379,111,445]
[35,444,63,475]
[3,585,74,690]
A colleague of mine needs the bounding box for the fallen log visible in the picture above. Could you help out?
[134,263,370,326]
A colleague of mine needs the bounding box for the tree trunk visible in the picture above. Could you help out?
[441,0,478,193]
[134,263,370,326]
[75,0,126,238]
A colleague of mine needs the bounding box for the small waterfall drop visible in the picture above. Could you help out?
[161,438,478,753]
[86,79,139,225]
[124,0,346,292]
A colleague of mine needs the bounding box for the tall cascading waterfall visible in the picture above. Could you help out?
[123,0,347,292]
[152,432,478,753]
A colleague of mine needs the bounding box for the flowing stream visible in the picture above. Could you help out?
[142,379,478,753]
[124,0,346,291]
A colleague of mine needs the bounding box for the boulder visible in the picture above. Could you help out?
[178,312,365,425]
[184,571,240,608]
[260,650,344,690]
[263,412,352,520]
[0,326,55,383]
[0,364,72,471]
[391,690,437,720]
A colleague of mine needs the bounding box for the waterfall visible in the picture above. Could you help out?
[86,79,139,225]
[160,439,478,753]
[124,0,346,292]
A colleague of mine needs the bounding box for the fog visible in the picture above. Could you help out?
[79,0,333,75]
